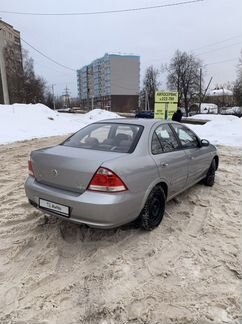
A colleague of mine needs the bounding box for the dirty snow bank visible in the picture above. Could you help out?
[187,114,242,147]
[0,104,120,145]
[0,105,241,147]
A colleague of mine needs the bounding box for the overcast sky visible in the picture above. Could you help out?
[1,0,241,96]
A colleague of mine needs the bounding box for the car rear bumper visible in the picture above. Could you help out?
[24,176,143,229]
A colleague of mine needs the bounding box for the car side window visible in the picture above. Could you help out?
[173,124,199,148]
[151,124,179,154]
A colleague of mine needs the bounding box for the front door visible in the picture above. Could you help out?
[171,123,211,185]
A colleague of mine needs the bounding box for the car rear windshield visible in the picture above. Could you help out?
[62,122,143,153]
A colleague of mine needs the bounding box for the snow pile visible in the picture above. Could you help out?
[0,104,120,145]
[222,107,242,114]
[0,104,241,147]
[188,114,238,121]
[187,114,242,147]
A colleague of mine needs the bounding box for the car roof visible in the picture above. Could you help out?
[96,118,174,127]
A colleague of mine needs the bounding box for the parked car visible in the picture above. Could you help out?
[135,110,154,118]
[25,119,219,231]
[57,108,71,113]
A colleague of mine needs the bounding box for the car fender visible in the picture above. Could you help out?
[140,177,169,212]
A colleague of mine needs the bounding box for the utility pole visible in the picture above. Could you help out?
[62,86,71,107]
[0,27,10,104]
[202,77,213,103]
[197,76,212,114]
[144,90,147,111]
[51,84,56,110]
[199,68,202,114]
[91,96,94,110]
[63,86,70,96]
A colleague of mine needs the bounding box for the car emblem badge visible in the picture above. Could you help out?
[51,169,58,177]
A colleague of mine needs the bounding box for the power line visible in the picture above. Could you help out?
[143,34,242,63]
[21,38,76,72]
[203,58,238,67]
[190,34,242,52]
[22,36,240,78]
[113,34,242,64]
[0,0,204,16]
[195,41,242,56]
[33,56,76,75]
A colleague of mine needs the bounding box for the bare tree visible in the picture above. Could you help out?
[233,50,242,106]
[139,89,146,111]
[4,46,47,104]
[45,90,54,109]
[22,50,46,103]
[166,50,203,116]
[141,65,160,111]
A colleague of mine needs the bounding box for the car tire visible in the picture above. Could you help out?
[203,159,216,186]
[140,186,166,231]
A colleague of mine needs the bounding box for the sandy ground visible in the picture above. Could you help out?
[0,136,241,324]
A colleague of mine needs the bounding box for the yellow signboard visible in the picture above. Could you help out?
[154,91,178,120]
[154,103,166,119]
[155,92,178,103]
[167,103,178,119]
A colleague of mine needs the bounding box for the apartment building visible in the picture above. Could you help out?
[77,53,140,112]
[0,19,23,104]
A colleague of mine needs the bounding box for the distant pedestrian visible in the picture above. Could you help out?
[172,108,183,122]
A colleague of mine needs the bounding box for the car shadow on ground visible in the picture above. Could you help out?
[40,212,142,248]
[61,220,140,243]
[39,183,204,254]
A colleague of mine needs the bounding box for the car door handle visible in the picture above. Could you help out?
[160,162,169,167]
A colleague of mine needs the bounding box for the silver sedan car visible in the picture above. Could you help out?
[25,119,219,231]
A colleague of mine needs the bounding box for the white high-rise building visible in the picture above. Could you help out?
[77,53,140,112]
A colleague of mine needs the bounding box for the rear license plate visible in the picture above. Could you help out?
[39,199,70,217]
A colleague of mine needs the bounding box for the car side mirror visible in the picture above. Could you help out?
[200,139,210,147]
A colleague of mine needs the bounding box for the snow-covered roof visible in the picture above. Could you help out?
[200,103,218,109]
[207,89,233,96]
[191,103,218,108]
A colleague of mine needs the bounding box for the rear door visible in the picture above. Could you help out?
[150,123,189,198]
[171,123,211,185]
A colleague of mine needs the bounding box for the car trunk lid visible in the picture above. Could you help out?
[31,145,128,193]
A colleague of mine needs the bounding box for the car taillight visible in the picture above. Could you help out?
[88,167,127,192]
[28,158,35,177]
